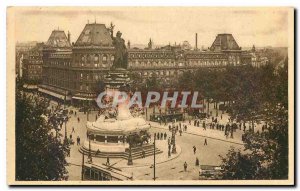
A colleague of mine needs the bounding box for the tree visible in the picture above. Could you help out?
[15,82,68,180]
[219,59,289,180]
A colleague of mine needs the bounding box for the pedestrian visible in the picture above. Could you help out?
[195,157,199,166]
[77,117,80,123]
[96,149,100,156]
[77,136,80,145]
[184,161,188,172]
[72,127,75,133]
[193,146,196,154]
[168,143,171,152]
[204,138,207,146]
[75,111,77,116]
[106,157,110,166]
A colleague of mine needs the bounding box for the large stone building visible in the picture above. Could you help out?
[38,23,253,105]
[38,30,72,101]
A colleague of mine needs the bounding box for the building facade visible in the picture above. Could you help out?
[38,30,72,101]
[15,41,39,79]
[39,23,252,105]
[22,43,44,86]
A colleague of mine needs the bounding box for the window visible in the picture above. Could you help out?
[103,55,107,61]
[94,55,99,62]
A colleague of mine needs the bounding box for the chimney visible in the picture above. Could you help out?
[67,31,71,44]
[195,33,198,50]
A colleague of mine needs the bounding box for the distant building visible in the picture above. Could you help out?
[249,45,269,68]
[128,34,252,83]
[15,41,39,78]
[22,43,44,88]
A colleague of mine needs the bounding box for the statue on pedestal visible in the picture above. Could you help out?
[109,24,128,70]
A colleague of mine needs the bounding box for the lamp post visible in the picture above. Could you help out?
[88,132,92,163]
[86,99,89,122]
[127,139,133,165]
[153,135,156,181]
[81,152,85,180]
[171,128,177,154]
[64,118,67,140]
[145,107,148,121]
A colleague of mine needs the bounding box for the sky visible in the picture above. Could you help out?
[11,7,291,48]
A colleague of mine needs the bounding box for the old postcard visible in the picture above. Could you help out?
[7,7,294,185]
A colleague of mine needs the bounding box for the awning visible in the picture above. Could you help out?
[23,84,38,90]
[38,88,65,100]
[72,96,95,101]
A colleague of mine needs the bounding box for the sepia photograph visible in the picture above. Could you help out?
[6,7,294,185]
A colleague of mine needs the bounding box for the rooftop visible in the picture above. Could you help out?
[45,30,71,48]
[210,34,241,51]
[75,23,113,47]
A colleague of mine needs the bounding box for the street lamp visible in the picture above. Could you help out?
[171,128,177,154]
[127,138,133,165]
[153,135,156,181]
[86,98,89,121]
[88,132,92,163]
[64,118,67,140]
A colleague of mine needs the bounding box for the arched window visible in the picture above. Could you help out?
[94,54,99,62]
[103,55,107,62]
[94,55,99,67]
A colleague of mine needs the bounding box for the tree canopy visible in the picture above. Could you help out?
[15,80,68,180]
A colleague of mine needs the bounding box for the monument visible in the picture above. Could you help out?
[80,28,162,160]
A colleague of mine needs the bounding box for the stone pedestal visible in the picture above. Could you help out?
[104,68,132,91]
